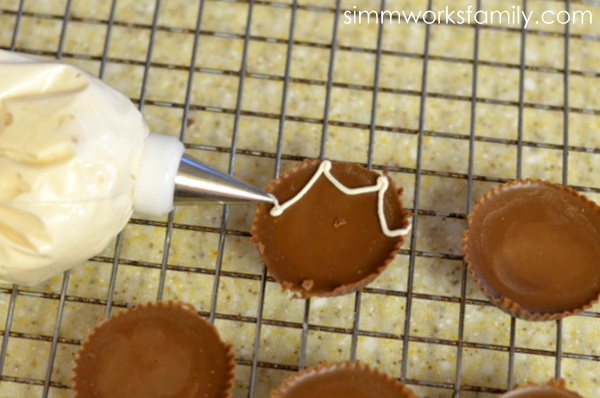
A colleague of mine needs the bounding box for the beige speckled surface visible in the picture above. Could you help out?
[1,0,600,397]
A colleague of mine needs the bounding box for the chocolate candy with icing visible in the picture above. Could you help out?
[251,159,411,298]
[500,379,583,397]
[270,361,420,398]
[72,301,236,398]
[463,179,600,320]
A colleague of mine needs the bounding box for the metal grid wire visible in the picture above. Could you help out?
[0,0,599,397]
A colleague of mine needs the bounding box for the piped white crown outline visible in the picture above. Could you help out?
[268,160,412,238]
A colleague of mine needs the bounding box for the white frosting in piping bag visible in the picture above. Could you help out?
[269,160,412,238]
[0,50,148,284]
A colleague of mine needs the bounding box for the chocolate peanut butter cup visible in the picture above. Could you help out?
[251,159,411,298]
[463,179,600,320]
[72,301,236,398]
[501,379,582,397]
[271,361,419,398]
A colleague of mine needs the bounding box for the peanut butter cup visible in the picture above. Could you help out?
[271,361,419,398]
[251,159,411,298]
[501,379,582,397]
[464,179,600,320]
[72,301,236,398]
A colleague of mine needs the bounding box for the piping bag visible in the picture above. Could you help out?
[0,50,272,285]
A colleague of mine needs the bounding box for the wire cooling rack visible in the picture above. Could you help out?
[0,0,599,397]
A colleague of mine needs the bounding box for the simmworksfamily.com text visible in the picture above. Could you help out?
[343,6,593,28]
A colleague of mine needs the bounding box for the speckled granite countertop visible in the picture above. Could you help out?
[0,0,599,397]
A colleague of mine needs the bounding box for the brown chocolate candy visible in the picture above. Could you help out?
[271,362,419,398]
[72,301,235,398]
[251,159,410,298]
[464,179,600,320]
[502,388,579,398]
[501,379,582,397]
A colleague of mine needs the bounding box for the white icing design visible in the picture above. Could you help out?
[269,160,412,238]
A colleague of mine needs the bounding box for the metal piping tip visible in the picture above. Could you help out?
[174,154,274,205]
